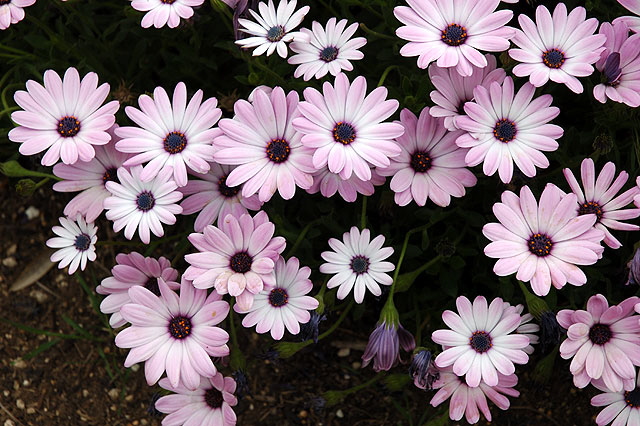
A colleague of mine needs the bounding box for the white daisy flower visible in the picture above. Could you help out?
[46,215,98,275]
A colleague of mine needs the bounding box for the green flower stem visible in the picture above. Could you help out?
[391,223,433,290]
[377,65,399,87]
[360,195,368,230]
[228,302,246,371]
[323,372,385,406]
[359,23,397,41]
[286,217,322,257]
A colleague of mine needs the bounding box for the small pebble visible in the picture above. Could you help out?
[337,348,350,357]
[108,388,119,400]
[25,206,40,220]
[16,399,25,410]
[6,244,17,256]
[336,409,344,418]
[12,358,26,369]
[2,257,17,268]
[125,394,134,402]
[130,364,140,372]
[4,420,16,426]
[82,389,89,398]
[26,408,35,414]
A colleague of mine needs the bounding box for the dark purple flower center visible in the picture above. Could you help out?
[57,116,81,137]
[625,389,640,407]
[333,122,356,145]
[410,151,432,173]
[102,167,119,185]
[266,25,285,42]
[204,388,224,409]
[542,49,565,69]
[469,331,492,353]
[268,288,289,307]
[578,201,603,221]
[160,0,176,3]
[350,255,369,274]
[168,316,192,339]
[144,277,160,296]
[230,252,252,273]
[266,139,290,163]
[136,191,156,211]
[74,233,91,251]
[441,24,467,46]
[218,175,240,198]
[589,323,612,345]
[493,119,517,142]
[0,0,11,5]
[163,131,187,154]
[319,46,339,62]
[603,52,622,87]
[528,233,553,257]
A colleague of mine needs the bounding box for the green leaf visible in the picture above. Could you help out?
[0,161,58,179]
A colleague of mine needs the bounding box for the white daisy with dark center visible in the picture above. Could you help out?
[46,215,98,275]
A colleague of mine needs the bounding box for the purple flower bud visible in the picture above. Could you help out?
[540,311,561,352]
[361,321,415,372]
[409,350,440,390]
[299,311,327,344]
[626,248,640,286]
[602,52,622,86]
[233,0,260,40]
[232,369,251,400]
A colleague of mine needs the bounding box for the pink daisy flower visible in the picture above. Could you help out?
[155,373,238,426]
[594,21,640,108]
[430,365,519,424]
[104,165,183,244]
[288,18,367,81]
[184,211,286,311]
[428,54,507,131]
[505,303,539,355]
[591,370,640,426]
[9,67,119,166]
[432,295,529,388]
[293,72,404,181]
[319,227,394,304]
[52,126,130,223]
[455,76,563,184]
[46,215,98,275]
[213,86,315,203]
[130,0,202,29]
[306,166,385,202]
[179,163,263,232]
[563,158,640,249]
[615,0,640,33]
[393,0,514,76]
[115,82,222,187]
[236,256,319,340]
[557,294,640,392]
[378,107,477,207]
[115,278,230,390]
[508,3,606,94]
[483,184,605,296]
[0,0,35,30]
[96,252,179,328]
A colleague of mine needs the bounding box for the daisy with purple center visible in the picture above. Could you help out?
[184,211,286,311]
[306,166,385,203]
[155,373,238,426]
[293,72,404,181]
[508,3,606,94]
[104,165,183,244]
[563,158,640,249]
[9,67,119,166]
[288,18,367,81]
[46,215,98,275]
[236,256,319,340]
[319,226,394,304]
[213,87,315,203]
[483,184,605,296]
[179,163,263,232]
[394,0,514,76]
[615,0,640,33]
[378,107,477,207]
[557,294,640,392]
[115,278,230,390]
[0,0,35,30]
[432,295,529,388]
[455,76,563,184]
[235,0,310,58]
[130,0,202,29]
[96,252,179,328]
[115,82,222,187]
[591,369,640,426]
[428,54,506,131]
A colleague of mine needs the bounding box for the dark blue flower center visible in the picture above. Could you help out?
[230,252,252,273]
[57,116,81,137]
[528,233,553,257]
[136,191,156,211]
[350,255,369,274]
[218,175,241,198]
[493,119,517,142]
[102,167,119,185]
[74,233,91,251]
[266,139,290,163]
[625,389,640,407]
[441,24,467,46]
[268,288,289,307]
[333,122,356,145]
[319,46,339,62]
[410,151,432,173]
[589,323,612,345]
[163,131,187,154]
[205,388,223,409]
[469,331,492,353]
[542,49,565,69]
[266,25,285,42]
[578,201,603,221]
[168,316,192,339]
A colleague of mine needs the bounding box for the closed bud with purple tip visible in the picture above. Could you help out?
[409,349,440,390]
[626,248,640,286]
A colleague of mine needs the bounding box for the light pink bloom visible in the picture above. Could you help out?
[0,0,35,30]
[432,296,529,388]
[96,252,179,328]
[509,3,606,94]
[306,166,385,202]
[563,158,640,249]
[179,163,263,232]
[594,21,640,108]
[319,227,394,304]
[288,18,367,81]
[615,0,640,33]
[156,373,238,426]
[455,76,563,184]
[394,0,514,76]
[504,303,539,355]
[591,370,640,426]
[428,54,507,131]
[293,72,404,181]
[430,365,519,424]
[213,87,314,202]
[130,0,202,29]
[184,211,286,311]
[483,184,605,296]
[9,67,119,166]
[52,126,130,222]
[104,165,183,244]
[115,278,230,390]
[362,321,415,372]
[46,215,98,275]
[557,294,640,392]
[378,107,476,207]
[236,256,319,340]
[116,82,221,187]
